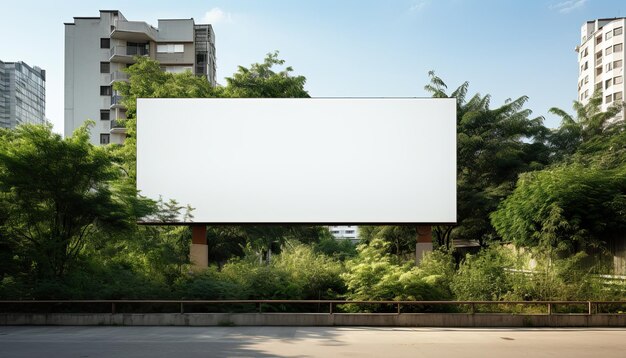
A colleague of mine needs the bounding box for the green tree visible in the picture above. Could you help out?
[548,91,624,161]
[341,238,453,303]
[223,51,310,98]
[0,123,152,279]
[491,159,626,255]
[491,95,626,256]
[358,226,416,257]
[425,72,550,247]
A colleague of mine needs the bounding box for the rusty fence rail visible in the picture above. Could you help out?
[2,300,626,315]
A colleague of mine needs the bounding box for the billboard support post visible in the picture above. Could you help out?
[415,225,433,265]
[190,224,208,268]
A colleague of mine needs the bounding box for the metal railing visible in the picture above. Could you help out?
[110,119,125,129]
[109,46,149,58]
[111,95,124,106]
[2,300,626,315]
[109,71,129,83]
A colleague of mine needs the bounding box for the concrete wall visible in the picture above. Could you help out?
[3,313,626,327]
[64,16,114,144]
[155,43,195,65]
[157,20,194,41]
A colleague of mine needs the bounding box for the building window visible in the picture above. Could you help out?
[606,46,613,55]
[606,31,613,40]
[615,59,623,69]
[157,44,184,53]
[615,92,623,101]
[582,47,588,57]
[615,76,624,85]
[100,38,110,49]
[162,66,193,73]
[596,35,603,45]
[615,27,623,36]
[606,94,613,103]
[100,110,110,120]
[606,79,612,89]
[100,134,110,145]
[100,62,110,74]
[614,43,623,52]
[607,62,614,71]
[100,86,112,96]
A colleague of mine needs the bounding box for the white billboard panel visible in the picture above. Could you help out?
[137,98,456,224]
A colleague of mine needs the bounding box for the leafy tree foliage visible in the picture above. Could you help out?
[358,226,417,257]
[425,72,550,247]
[548,91,624,161]
[223,51,309,98]
[0,124,152,279]
[341,238,454,303]
[177,242,344,301]
[312,230,357,261]
[491,96,626,256]
[491,161,626,254]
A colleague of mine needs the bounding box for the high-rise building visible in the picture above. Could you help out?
[64,10,216,145]
[0,60,46,129]
[577,18,625,120]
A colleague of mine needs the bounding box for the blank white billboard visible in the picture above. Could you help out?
[137,98,456,224]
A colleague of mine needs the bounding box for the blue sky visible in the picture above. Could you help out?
[1,0,625,132]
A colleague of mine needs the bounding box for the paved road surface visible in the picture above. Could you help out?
[1,326,625,357]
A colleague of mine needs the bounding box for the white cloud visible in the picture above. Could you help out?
[549,0,588,14]
[201,8,233,24]
[409,0,429,12]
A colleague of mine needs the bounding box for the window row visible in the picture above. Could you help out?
[157,44,184,53]
[605,76,623,89]
[606,59,623,71]
[606,91,623,104]
[606,26,623,41]
[584,27,624,58]
[606,43,623,55]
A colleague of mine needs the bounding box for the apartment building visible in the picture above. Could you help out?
[0,60,46,129]
[577,18,625,120]
[64,10,216,145]
[328,226,359,244]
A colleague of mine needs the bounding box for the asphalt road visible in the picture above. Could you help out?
[1,326,625,357]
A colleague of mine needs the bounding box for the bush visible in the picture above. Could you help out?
[451,246,521,301]
[342,238,453,305]
[177,242,346,301]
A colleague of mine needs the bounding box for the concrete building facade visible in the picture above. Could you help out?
[577,17,625,120]
[0,60,46,129]
[328,226,359,244]
[64,10,216,145]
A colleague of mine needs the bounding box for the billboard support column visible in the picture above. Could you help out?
[415,225,433,265]
[190,224,208,268]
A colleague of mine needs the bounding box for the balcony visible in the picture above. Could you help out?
[110,20,157,42]
[110,95,124,109]
[109,71,129,84]
[110,119,127,135]
[109,46,149,64]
